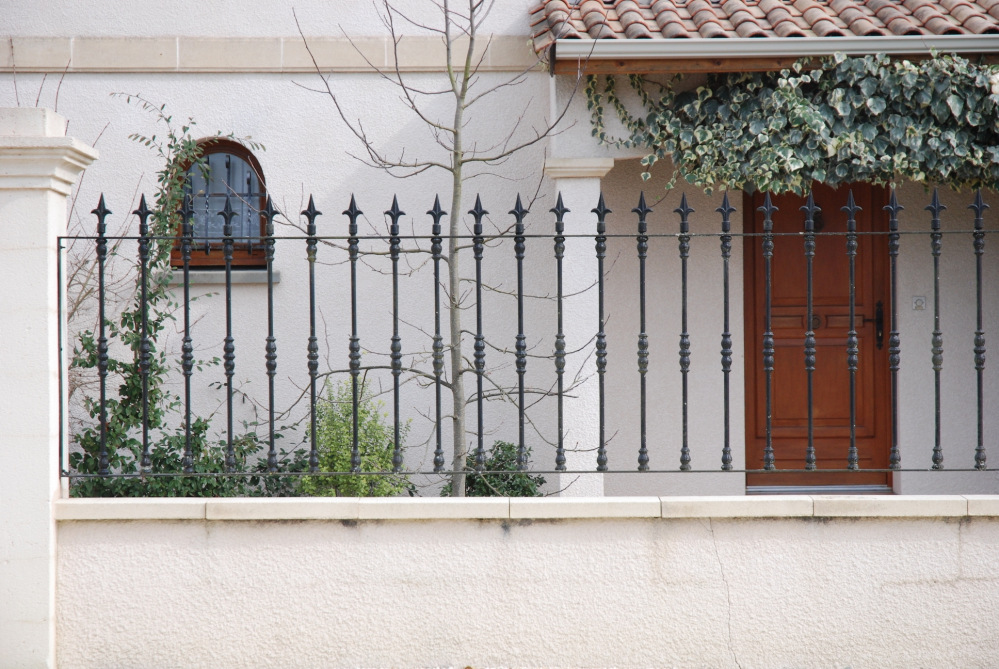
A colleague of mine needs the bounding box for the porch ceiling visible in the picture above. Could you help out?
[531,0,999,73]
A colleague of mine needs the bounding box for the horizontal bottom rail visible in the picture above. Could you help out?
[62,466,995,479]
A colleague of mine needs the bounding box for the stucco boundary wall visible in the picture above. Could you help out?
[58,495,999,669]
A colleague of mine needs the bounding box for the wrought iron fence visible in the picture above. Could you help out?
[58,186,998,493]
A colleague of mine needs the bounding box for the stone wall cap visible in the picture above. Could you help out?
[54,494,999,521]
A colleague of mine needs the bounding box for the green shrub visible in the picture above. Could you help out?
[440,440,546,497]
[301,380,412,497]
[70,427,307,498]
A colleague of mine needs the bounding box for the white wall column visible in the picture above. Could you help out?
[544,158,615,496]
[0,108,97,668]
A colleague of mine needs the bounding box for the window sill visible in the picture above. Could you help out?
[168,269,279,286]
[53,495,999,521]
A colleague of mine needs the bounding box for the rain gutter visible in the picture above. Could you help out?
[553,34,999,61]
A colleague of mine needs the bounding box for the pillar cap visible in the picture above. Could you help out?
[0,107,68,137]
[544,157,614,180]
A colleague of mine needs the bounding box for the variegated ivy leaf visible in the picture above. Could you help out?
[585,54,999,194]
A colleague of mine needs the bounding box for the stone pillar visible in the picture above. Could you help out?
[0,108,98,668]
[544,158,614,497]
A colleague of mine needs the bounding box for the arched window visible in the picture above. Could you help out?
[171,139,266,268]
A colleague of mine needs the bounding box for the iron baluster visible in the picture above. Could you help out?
[717,193,735,471]
[92,196,111,477]
[303,196,322,473]
[843,191,860,470]
[219,197,238,472]
[885,191,903,470]
[179,194,195,473]
[428,197,446,473]
[593,193,610,472]
[386,196,405,473]
[511,195,529,471]
[262,197,279,472]
[675,194,693,471]
[344,196,363,473]
[634,193,651,472]
[551,194,568,472]
[927,189,946,470]
[971,190,989,470]
[470,196,488,470]
[802,194,819,471]
[759,194,777,471]
[133,196,153,473]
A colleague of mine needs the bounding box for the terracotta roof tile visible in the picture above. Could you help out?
[979,0,999,19]
[650,1,694,37]
[940,0,999,29]
[530,0,999,52]
[724,0,771,37]
[618,0,656,36]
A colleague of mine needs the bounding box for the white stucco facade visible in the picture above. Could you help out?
[2,1,999,496]
[4,2,999,666]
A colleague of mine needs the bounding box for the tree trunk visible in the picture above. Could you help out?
[447,109,467,497]
[447,177,467,496]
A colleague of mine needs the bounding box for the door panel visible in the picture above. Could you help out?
[745,183,891,488]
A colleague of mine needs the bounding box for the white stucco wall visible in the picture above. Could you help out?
[55,496,999,669]
[0,0,533,39]
[4,2,999,495]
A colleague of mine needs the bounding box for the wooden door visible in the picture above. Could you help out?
[745,183,891,489]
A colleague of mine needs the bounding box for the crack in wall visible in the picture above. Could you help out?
[708,518,743,669]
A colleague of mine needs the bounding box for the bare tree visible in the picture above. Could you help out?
[295,0,575,495]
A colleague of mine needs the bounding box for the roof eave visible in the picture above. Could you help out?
[551,35,999,73]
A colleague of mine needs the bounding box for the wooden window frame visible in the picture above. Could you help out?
[170,139,267,269]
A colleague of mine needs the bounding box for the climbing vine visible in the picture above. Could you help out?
[586,53,999,194]
[69,97,302,497]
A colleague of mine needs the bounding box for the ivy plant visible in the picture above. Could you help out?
[586,53,999,195]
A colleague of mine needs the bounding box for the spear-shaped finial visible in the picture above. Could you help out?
[969,189,989,229]
[758,192,777,233]
[884,188,903,232]
[261,196,280,237]
[509,194,529,234]
[469,194,488,236]
[551,192,569,234]
[842,189,861,233]
[674,192,694,233]
[385,195,405,236]
[592,192,611,233]
[92,194,112,235]
[801,192,820,233]
[178,193,195,237]
[343,194,362,236]
[427,195,446,236]
[926,187,946,231]
[716,192,735,234]
[218,196,238,238]
[302,195,322,236]
[133,194,152,237]
[633,191,652,233]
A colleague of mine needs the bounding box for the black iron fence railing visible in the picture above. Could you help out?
[58,187,997,492]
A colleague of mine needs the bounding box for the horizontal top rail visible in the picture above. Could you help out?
[58,229,999,243]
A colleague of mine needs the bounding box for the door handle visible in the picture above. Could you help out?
[863,301,885,349]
